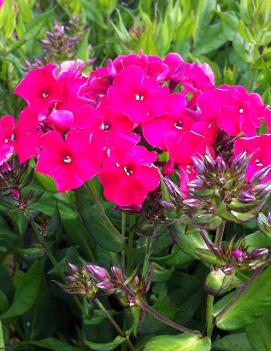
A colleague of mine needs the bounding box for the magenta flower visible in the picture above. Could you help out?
[14,65,61,112]
[14,107,43,163]
[0,115,15,165]
[142,93,217,150]
[198,85,267,136]
[113,52,169,81]
[234,135,271,182]
[106,65,169,124]
[99,137,160,206]
[165,130,212,166]
[36,130,102,192]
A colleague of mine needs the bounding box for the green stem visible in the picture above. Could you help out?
[86,183,122,241]
[140,301,201,336]
[206,295,214,338]
[24,209,86,317]
[214,221,226,247]
[127,215,136,272]
[142,235,152,278]
[94,299,135,351]
[121,212,126,269]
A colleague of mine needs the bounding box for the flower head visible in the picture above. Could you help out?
[99,137,160,206]
[0,115,15,165]
[36,130,102,192]
[106,65,169,124]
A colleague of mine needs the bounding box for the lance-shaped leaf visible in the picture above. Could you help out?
[143,334,211,351]
[216,266,271,330]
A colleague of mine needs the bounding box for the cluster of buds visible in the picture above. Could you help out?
[65,263,152,309]
[64,263,98,298]
[197,233,271,275]
[0,157,36,209]
[180,151,271,227]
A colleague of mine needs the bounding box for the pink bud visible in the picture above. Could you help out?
[11,189,20,200]
[68,263,78,274]
[232,248,244,262]
[96,281,114,292]
[85,264,110,281]
[48,109,74,133]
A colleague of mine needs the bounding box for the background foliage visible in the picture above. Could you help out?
[1,0,271,350]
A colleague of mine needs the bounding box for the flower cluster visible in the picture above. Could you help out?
[1,52,271,209]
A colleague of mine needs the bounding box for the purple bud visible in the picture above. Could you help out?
[96,281,114,292]
[215,156,227,173]
[188,178,205,190]
[68,263,78,274]
[251,248,269,259]
[183,198,201,209]
[222,265,235,275]
[191,156,204,173]
[252,183,271,198]
[85,264,110,281]
[268,212,271,224]
[159,200,176,210]
[11,188,20,201]
[251,165,271,184]
[239,191,256,203]
[111,266,124,282]
[232,248,244,262]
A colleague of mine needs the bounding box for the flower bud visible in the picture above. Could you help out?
[215,156,226,173]
[222,265,235,275]
[111,266,124,282]
[232,248,244,262]
[205,270,226,295]
[251,248,269,259]
[250,165,271,184]
[68,263,78,274]
[85,264,110,281]
[238,191,256,203]
[11,188,20,200]
[96,281,114,292]
[183,198,202,209]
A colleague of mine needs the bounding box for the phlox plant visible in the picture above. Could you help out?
[1,51,271,350]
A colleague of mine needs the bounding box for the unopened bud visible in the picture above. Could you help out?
[96,281,114,292]
[85,264,110,281]
[232,248,244,262]
[251,165,271,184]
[215,156,227,173]
[68,263,78,274]
[11,188,20,200]
[251,248,269,259]
[222,265,235,275]
[111,266,124,282]
[239,191,256,203]
[183,198,202,209]
[205,270,226,295]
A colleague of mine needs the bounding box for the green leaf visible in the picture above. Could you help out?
[1,261,43,319]
[29,338,81,351]
[75,187,122,252]
[0,0,16,38]
[0,320,4,350]
[85,336,126,350]
[193,0,216,46]
[246,308,271,351]
[143,334,211,351]
[44,206,61,237]
[216,266,271,330]
[56,0,80,15]
[193,23,227,55]
[213,333,254,351]
[35,172,57,193]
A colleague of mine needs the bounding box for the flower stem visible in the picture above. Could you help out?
[214,220,226,247]
[86,182,122,241]
[94,298,135,351]
[206,295,214,338]
[127,215,136,272]
[140,301,202,336]
[121,212,126,269]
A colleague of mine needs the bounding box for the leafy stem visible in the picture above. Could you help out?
[139,301,202,336]
[94,298,135,351]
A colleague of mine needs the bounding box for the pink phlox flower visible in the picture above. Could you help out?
[90,96,135,149]
[164,130,213,166]
[234,135,271,183]
[99,136,160,206]
[36,130,102,192]
[113,52,169,81]
[198,85,267,136]
[14,64,61,112]
[0,115,15,165]
[179,164,197,196]
[106,65,169,124]
[15,107,43,163]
